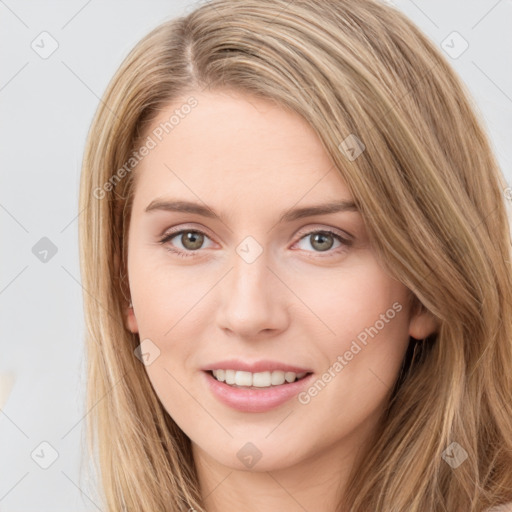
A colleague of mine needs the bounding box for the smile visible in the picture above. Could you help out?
[203,370,315,413]
[210,369,309,388]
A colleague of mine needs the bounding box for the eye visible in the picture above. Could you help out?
[158,227,353,259]
[158,228,213,258]
[293,229,352,256]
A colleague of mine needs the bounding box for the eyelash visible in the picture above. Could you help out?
[158,226,352,259]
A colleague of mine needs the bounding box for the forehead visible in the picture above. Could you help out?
[132,90,352,209]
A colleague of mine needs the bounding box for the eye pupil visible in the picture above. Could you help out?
[311,232,334,252]
[182,231,203,250]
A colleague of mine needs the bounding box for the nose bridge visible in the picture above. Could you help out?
[229,245,273,308]
[216,242,287,336]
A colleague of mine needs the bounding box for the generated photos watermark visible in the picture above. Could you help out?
[93,96,198,200]
[298,301,403,405]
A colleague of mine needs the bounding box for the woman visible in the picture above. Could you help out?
[78,0,512,510]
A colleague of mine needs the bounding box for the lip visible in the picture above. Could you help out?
[201,359,312,374]
[202,370,314,413]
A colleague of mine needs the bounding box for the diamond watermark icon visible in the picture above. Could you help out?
[338,134,365,161]
[134,338,161,366]
[32,237,58,263]
[441,31,469,59]
[441,441,468,468]
[237,442,262,469]
[31,441,59,469]
[236,236,263,264]
[31,31,59,59]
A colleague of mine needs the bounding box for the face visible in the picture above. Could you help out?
[125,89,435,475]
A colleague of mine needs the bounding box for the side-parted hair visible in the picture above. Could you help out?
[78,1,512,510]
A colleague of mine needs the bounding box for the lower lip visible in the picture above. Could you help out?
[202,370,314,413]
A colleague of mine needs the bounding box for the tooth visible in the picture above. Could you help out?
[271,371,286,385]
[284,372,297,383]
[225,369,236,385]
[235,371,252,386]
[252,371,271,387]
[212,369,306,386]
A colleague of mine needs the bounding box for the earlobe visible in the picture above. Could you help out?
[408,304,439,340]
[125,301,139,333]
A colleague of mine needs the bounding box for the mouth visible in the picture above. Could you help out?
[202,369,315,412]
[206,369,312,389]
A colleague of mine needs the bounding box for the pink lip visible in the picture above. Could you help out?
[202,370,314,413]
[201,359,312,373]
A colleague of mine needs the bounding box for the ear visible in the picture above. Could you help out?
[408,300,438,340]
[125,302,139,333]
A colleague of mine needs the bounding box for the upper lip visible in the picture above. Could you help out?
[202,359,312,374]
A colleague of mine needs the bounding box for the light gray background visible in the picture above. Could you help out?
[1,1,511,510]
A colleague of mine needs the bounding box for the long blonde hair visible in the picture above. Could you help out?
[78,0,512,510]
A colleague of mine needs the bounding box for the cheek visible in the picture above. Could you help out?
[297,256,411,405]
[128,252,201,421]
[127,250,200,399]
[127,244,203,334]
[295,253,410,342]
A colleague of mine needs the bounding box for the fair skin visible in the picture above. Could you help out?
[125,89,437,512]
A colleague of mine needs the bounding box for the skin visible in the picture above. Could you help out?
[125,89,437,511]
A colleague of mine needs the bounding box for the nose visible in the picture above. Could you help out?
[215,249,289,339]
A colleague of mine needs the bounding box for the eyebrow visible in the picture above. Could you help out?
[145,198,358,223]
